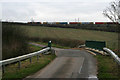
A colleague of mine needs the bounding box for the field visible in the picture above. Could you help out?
[21,25,118,50]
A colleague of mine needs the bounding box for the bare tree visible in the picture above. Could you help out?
[103,0,120,23]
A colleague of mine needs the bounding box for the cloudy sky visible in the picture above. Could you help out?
[0,0,114,22]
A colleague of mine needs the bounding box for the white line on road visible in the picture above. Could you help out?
[78,58,84,74]
[88,75,98,80]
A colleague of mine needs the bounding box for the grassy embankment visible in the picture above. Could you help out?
[96,55,120,79]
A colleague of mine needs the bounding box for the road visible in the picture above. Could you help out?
[26,43,98,79]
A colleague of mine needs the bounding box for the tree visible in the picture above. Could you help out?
[103,0,120,23]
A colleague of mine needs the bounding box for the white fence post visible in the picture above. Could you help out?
[2,65,5,74]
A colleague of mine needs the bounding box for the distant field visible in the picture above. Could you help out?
[21,25,118,50]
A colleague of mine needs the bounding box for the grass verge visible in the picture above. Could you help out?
[96,55,120,79]
[28,44,42,52]
[29,37,84,48]
[2,45,56,80]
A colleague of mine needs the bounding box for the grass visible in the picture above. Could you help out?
[20,25,118,50]
[96,55,120,79]
[28,44,42,52]
[2,44,56,80]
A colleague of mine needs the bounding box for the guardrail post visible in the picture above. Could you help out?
[51,49,55,54]
[37,55,39,61]
[30,57,32,63]
[18,61,21,69]
[118,65,120,77]
[2,65,5,74]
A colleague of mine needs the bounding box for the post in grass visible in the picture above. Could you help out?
[48,41,52,49]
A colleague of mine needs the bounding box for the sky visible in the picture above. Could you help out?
[0,0,115,22]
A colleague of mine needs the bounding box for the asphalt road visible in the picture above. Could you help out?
[26,43,98,80]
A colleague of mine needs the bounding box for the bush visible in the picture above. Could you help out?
[2,23,29,60]
[29,37,85,48]
[43,24,119,33]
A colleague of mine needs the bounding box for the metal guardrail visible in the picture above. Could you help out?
[103,48,120,65]
[0,41,52,73]
[0,47,51,73]
[0,47,50,65]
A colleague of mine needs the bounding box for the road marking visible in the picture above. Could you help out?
[88,75,98,80]
[78,58,84,74]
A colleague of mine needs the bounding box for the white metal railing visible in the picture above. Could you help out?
[0,47,51,73]
[103,48,120,65]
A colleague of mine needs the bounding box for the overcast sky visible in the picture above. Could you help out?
[0,0,114,22]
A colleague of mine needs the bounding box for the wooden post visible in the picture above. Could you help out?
[37,55,39,61]
[18,61,21,69]
[118,65,120,78]
[51,49,55,54]
[2,65,5,74]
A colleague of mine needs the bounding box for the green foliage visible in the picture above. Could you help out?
[43,24,119,32]
[33,41,70,49]
[30,37,84,48]
[96,55,120,79]
[28,44,42,52]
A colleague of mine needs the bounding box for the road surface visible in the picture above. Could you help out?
[26,43,98,79]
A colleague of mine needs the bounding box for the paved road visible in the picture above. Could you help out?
[26,43,98,79]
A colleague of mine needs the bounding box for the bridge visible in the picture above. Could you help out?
[0,41,120,79]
